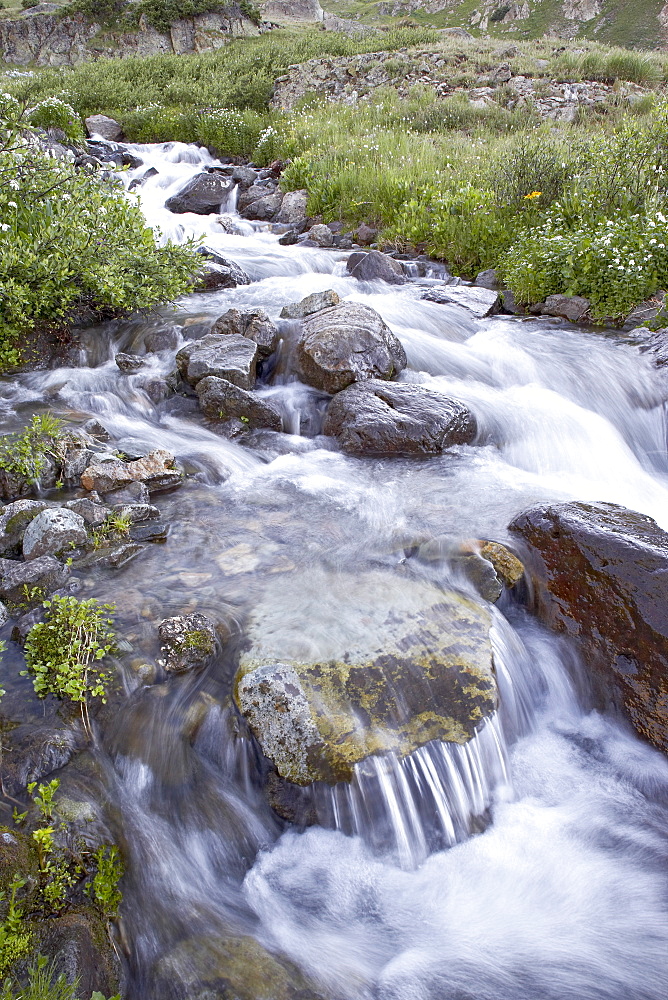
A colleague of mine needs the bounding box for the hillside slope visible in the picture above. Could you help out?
[320,0,668,49]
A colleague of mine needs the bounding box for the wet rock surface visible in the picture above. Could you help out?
[234,568,497,785]
[510,501,668,750]
[176,334,259,389]
[166,172,232,214]
[196,376,282,430]
[346,249,406,284]
[158,612,219,673]
[297,301,407,394]
[423,285,501,318]
[81,449,181,495]
[323,380,477,457]
[0,554,69,603]
[0,500,50,557]
[211,308,279,357]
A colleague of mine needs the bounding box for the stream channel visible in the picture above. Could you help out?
[3,141,668,1000]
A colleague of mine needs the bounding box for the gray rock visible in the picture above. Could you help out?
[81,450,181,495]
[176,334,259,389]
[196,376,283,430]
[231,164,258,188]
[242,191,284,221]
[158,613,218,673]
[276,189,308,224]
[0,555,69,603]
[324,380,477,457]
[85,114,122,141]
[58,434,92,481]
[64,498,110,527]
[105,482,151,505]
[129,522,168,542]
[298,301,406,394]
[195,259,251,292]
[474,268,500,290]
[500,289,523,314]
[23,508,87,561]
[81,418,110,441]
[278,229,299,246]
[423,285,501,318]
[347,250,406,285]
[0,600,8,627]
[0,499,50,557]
[110,503,160,523]
[234,568,497,785]
[356,222,378,245]
[542,294,591,322]
[211,308,279,358]
[115,352,145,373]
[165,172,232,215]
[280,289,340,319]
[144,326,181,352]
[306,224,334,248]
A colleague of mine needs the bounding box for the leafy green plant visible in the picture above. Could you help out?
[26,98,85,145]
[0,876,31,979]
[27,779,59,823]
[0,954,120,1000]
[87,846,123,920]
[90,513,131,551]
[31,826,79,913]
[0,415,63,487]
[22,597,116,738]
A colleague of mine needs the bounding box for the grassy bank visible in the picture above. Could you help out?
[4,28,668,322]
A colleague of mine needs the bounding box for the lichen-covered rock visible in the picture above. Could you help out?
[196,376,282,430]
[323,380,477,456]
[0,555,69,603]
[346,250,406,285]
[297,301,406,394]
[0,499,50,557]
[509,501,668,751]
[234,568,497,785]
[276,188,309,224]
[158,612,218,673]
[165,172,232,215]
[479,540,524,588]
[80,449,181,495]
[176,334,259,389]
[280,289,340,320]
[23,508,87,561]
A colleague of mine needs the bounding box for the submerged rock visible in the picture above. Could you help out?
[176,334,259,389]
[158,612,218,673]
[234,568,497,785]
[323,380,477,457]
[509,501,668,750]
[297,301,406,394]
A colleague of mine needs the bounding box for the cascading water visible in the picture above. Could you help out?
[2,140,668,999]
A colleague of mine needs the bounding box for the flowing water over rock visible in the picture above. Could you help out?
[2,141,668,999]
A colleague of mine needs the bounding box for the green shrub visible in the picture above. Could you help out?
[26,97,85,144]
[0,414,63,486]
[23,596,116,737]
[0,96,199,364]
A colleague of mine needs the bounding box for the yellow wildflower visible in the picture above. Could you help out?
[524,191,542,200]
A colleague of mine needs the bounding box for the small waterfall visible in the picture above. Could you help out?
[225,181,240,214]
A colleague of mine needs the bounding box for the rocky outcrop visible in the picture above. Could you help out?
[509,501,668,751]
[234,568,498,785]
[297,301,407,394]
[0,9,260,67]
[323,380,477,457]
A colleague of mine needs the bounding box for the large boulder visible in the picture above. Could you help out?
[280,289,339,320]
[234,568,498,785]
[84,114,122,141]
[176,334,259,389]
[23,508,87,561]
[509,501,668,751]
[242,191,284,221]
[323,380,477,457]
[165,172,233,215]
[196,376,282,430]
[541,294,591,322]
[346,250,406,285]
[297,301,406,394]
[276,188,309,224]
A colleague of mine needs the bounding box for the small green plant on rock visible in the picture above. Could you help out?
[0,876,32,979]
[0,415,63,488]
[22,597,116,738]
[0,954,120,1000]
[87,846,123,920]
[90,513,131,551]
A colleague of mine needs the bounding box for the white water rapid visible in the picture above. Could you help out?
[2,141,668,1000]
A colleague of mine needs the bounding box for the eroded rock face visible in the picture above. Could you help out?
[323,380,477,457]
[234,568,497,785]
[297,301,406,394]
[509,501,668,751]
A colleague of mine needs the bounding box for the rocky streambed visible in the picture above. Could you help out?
[0,137,668,999]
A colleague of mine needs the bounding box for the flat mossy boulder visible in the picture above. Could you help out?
[234,569,497,785]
